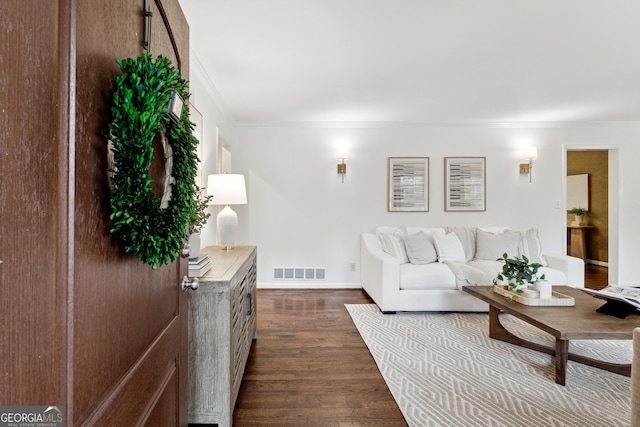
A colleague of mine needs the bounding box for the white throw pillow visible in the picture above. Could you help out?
[475,229,522,261]
[519,228,548,266]
[434,232,466,263]
[445,226,476,262]
[401,232,438,265]
[377,227,409,263]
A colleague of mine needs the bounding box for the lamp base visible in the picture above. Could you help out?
[217,205,238,250]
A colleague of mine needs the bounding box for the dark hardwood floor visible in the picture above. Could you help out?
[233,266,607,425]
[233,289,407,426]
[585,264,608,290]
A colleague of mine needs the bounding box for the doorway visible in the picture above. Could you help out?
[564,148,619,287]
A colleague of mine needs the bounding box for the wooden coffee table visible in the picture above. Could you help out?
[463,285,639,385]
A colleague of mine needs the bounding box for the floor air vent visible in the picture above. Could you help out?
[305,268,315,279]
[284,268,294,279]
[273,267,326,280]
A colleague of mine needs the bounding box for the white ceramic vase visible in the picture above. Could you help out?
[534,281,553,299]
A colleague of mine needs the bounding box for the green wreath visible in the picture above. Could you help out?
[107,53,199,269]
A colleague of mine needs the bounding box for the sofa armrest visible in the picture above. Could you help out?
[544,253,585,288]
[360,234,401,312]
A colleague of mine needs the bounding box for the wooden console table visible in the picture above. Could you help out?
[187,245,257,426]
[567,225,594,262]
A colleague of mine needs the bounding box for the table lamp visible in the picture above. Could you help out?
[207,174,247,250]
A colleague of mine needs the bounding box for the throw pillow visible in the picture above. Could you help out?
[401,232,438,264]
[433,232,466,263]
[519,228,548,266]
[475,229,522,261]
[446,226,476,262]
[377,227,409,263]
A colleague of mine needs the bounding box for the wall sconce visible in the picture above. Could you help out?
[519,147,538,183]
[337,159,347,183]
[337,148,348,184]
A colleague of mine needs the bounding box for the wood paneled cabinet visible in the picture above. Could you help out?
[187,246,257,426]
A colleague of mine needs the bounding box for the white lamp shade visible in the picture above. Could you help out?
[525,147,538,160]
[207,174,247,205]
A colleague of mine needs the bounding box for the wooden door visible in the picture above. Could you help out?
[0,0,70,410]
[0,1,192,425]
[73,1,191,425]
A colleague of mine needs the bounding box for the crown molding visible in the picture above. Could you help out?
[233,120,640,129]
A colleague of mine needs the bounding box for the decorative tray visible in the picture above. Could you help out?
[492,286,575,306]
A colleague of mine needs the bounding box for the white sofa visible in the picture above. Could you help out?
[360,226,585,313]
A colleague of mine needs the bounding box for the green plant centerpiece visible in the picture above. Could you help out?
[567,207,590,217]
[108,53,200,269]
[567,207,590,226]
[492,253,546,294]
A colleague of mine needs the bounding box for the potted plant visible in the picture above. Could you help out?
[187,188,213,258]
[492,253,546,295]
[567,207,590,225]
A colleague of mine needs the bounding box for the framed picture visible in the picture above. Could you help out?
[388,157,429,212]
[444,157,486,212]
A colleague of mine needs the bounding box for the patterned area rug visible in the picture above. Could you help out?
[345,304,632,427]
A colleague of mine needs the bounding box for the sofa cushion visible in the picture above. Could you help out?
[401,232,438,264]
[475,229,522,261]
[400,263,457,290]
[467,260,505,279]
[434,232,466,263]
[377,226,409,263]
[445,259,503,288]
[519,228,548,266]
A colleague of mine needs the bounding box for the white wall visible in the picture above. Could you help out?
[188,53,237,248]
[227,123,640,288]
[185,52,640,287]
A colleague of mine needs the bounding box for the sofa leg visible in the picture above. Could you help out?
[360,289,396,314]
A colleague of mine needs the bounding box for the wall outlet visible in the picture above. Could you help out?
[350,262,357,272]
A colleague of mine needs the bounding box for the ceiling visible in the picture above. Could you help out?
[178,0,640,125]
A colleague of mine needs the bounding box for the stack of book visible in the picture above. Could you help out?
[188,253,212,277]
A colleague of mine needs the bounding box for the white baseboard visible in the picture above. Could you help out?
[258,282,363,290]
